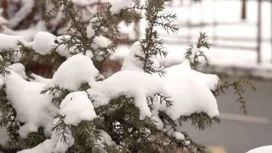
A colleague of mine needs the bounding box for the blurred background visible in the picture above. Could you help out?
[1,0,272,153]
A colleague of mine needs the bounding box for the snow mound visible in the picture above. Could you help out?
[52,54,100,91]
[30,32,56,55]
[0,33,26,51]
[94,35,112,48]
[60,91,97,125]
[159,73,219,120]
[121,41,160,72]
[8,63,28,79]
[88,70,165,120]
[86,23,95,38]
[18,123,74,153]
[5,71,56,138]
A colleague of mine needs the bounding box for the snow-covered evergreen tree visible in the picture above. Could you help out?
[0,0,254,153]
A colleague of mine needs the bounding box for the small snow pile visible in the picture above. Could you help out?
[94,130,115,152]
[0,33,26,51]
[60,91,97,126]
[52,54,100,91]
[246,145,272,153]
[121,41,160,72]
[166,62,220,91]
[94,35,112,48]
[86,23,95,38]
[2,21,47,41]
[55,35,77,58]
[154,63,219,120]
[18,124,74,153]
[8,63,28,79]
[29,32,56,55]
[5,71,55,138]
[172,132,185,140]
[109,0,133,14]
[88,70,165,120]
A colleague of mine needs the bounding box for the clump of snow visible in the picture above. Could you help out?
[18,124,74,153]
[88,70,165,120]
[97,130,115,147]
[0,33,26,51]
[173,132,185,140]
[246,145,272,153]
[8,63,28,79]
[29,32,56,55]
[53,128,74,153]
[60,91,97,125]
[5,71,56,138]
[3,21,47,41]
[86,23,95,38]
[157,68,219,120]
[121,41,160,72]
[52,54,100,91]
[165,62,220,91]
[109,0,133,14]
[94,35,112,48]
[55,35,75,58]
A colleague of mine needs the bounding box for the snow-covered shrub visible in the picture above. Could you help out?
[0,0,254,153]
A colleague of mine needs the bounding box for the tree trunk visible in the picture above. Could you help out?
[241,0,247,20]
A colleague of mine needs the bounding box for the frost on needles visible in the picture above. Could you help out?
[0,0,253,153]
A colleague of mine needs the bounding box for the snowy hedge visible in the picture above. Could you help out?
[0,0,254,153]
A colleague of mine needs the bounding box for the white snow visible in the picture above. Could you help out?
[119,42,219,120]
[30,32,56,55]
[18,124,74,153]
[121,41,160,72]
[0,33,26,51]
[87,70,166,120]
[173,132,185,140]
[94,35,112,48]
[121,41,145,71]
[55,35,78,58]
[246,145,272,153]
[97,130,115,147]
[5,71,56,138]
[52,54,100,91]
[60,91,97,126]
[8,63,28,79]
[156,64,219,120]
[86,23,95,38]
[2,21,47,41]
[30,73,51,84]
[109,0,133,14]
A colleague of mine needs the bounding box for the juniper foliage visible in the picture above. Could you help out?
[0,0,254,153]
